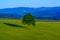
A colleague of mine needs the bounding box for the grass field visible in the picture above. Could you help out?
[0,19,60,40]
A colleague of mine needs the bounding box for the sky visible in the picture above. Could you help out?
[0,0,60,9]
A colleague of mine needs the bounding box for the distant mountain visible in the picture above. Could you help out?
[0,7,36,16]
[0,7,60,20]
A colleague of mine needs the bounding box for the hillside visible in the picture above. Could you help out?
[0,19,60,40]
[0,7,60,20]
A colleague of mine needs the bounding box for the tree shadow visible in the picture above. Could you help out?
[3,23,29,29]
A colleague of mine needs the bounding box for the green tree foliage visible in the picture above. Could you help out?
[22,13,35,26]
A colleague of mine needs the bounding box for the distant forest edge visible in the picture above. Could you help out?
[0,13,60,21]
[0,7,60,20]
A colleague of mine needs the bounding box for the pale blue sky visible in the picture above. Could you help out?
[0,0,60,9]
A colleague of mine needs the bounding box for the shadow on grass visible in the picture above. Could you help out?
[3,23,29,29]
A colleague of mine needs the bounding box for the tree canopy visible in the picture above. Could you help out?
[22,13,35,26]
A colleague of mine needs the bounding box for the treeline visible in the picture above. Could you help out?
[0,13,21,19]
[35,16,60,20]
[0,13,60,20]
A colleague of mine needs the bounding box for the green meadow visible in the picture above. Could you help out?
[0,19,60,40]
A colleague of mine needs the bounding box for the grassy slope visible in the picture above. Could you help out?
[0,19,60,40]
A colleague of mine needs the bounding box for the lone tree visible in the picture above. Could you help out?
[22,13,35,26]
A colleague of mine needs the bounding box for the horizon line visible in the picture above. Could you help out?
[0,6,60,9]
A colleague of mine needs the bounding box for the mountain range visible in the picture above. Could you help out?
[0,7,60,20]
